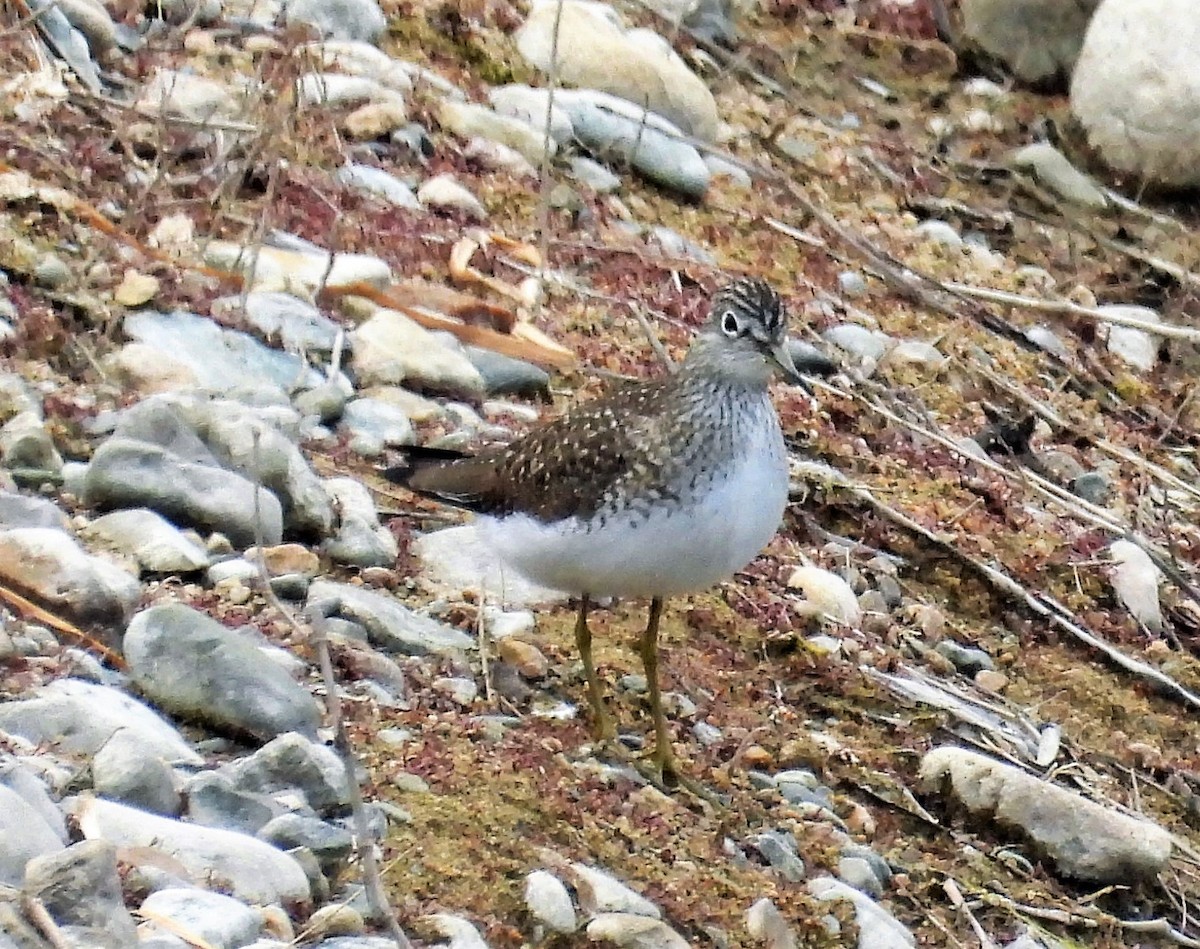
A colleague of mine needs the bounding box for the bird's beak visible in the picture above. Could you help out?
[769,340,806,387]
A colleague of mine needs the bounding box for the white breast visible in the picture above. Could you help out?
[477,410,788,598]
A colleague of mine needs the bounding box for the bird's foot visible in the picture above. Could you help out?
[634,747,725,809]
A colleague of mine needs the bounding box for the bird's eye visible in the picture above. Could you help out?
[721,311,741,337]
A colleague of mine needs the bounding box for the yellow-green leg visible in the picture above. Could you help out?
[575,595,616,741]
[636,597,721,806]
[637,596,677,778]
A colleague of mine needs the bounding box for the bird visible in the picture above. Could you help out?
[385,277,801,790]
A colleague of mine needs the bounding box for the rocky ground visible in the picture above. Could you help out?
[0,0,1199,947]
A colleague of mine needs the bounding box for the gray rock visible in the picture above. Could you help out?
[0,758,68,840]
[351,308,486,399]
[558,89,709,198]
[962,0,1098,84]
[84,508,210,573]
[0,491,69,530]
[185,771,279,835]
[0,784,66,885]
[339,399,415,456]
[775,769,833,808]
[1070,0,1199,188]
[124,310,324,392]
[919,746,1172,882]
[463,346,550,398]
[322,477,398,569]
[258,813,353,871]
[0,412,63,474]
[124,604,322,741]
[222,732,349,813]
[84,438,283,548]
[524,869,577,934]
[567,156,621,193]
[822,324,894,364]
[749,830,805,883]
[295,382,350,424]
[92,729,181,816]
[1071,470,1112,504]
[809,877,914,948]
[1009,143,1107,208]
[185,400,333,536]
[21,0,101,91]
[307,580,473,655]
[337,164,420,210]
[23,841,137,946]
[208,557,260,585]
[75,796,310,905]
[110,397,219,464]
[0,679,201,764]
[837,855,883,898]
[933,641,995,676]
[284,0,386,41]
[139,887,263,949]
[585,914,688,948]
[515,0,717,139]
[0,527,140,627]
[228,291,342,355]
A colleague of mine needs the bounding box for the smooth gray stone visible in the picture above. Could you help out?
[139,887,263,949]
[749,830,805,883]
[24,841,137,945]
[0,784,66,885]
[0,679,201,764]
[307,580,473,656]
[124,604,321,741]
[91,730,181,816]
[258,813,353,871]
[124,310,324,392]
[0,491,69,530]
[0,758,68,840]
[464,345,550,397]
[84,438,283,548]
[185,771,278,835]
[321,477,398,569]
[295,382,350,424]
[934,640,995,676]
[0,527,141,626]
[73,796,311,906]
[187,401,333,536]
[222,732,349,813]
[339,399,415,454]
[337,164,420,210]
[284,0,386,41]
[85,508,210,573]
[111,399,219,465]
[234,291,342,354]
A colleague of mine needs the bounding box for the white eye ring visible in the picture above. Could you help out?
[721,311,741,336]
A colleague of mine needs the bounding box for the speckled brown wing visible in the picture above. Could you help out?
[392,377,676,523]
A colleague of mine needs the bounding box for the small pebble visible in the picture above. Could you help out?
[974,669,1008,692]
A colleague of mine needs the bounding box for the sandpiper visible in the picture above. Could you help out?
[387,277,799,787]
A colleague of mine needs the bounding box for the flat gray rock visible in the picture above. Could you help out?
[307,580,473,655]
[0,679,202,763]
[962,0,1098,84]
[75,796,310,906]
[809,876,914,948]
[285,0,386,42]
[83,508,210,573]
[0,758,68,840]
[92,729,181,816]
[0,784,66,885]
[185,771,279,835]
[0,527,140,627]
[221,732,349,813]
[1071,0,1200,187]
[919,746,1172,882]
[124,310,324,392]
[225,291,342,355]
[84,438,283,548]
[139,888,263,949]
[0,491,70,530]
[321,477,398,568]
[124,604,321,741]
[24,841,137,946]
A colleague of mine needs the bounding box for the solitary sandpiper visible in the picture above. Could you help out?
[386,277,799,788]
